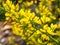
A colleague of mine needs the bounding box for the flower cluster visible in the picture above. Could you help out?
[2,0,60,45]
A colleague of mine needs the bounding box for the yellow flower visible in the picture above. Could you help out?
[36,30,41,34]
[31,38,36,43]
[50,23,57,29]
[30,27,35,30]
[41,34,50,40]
[5,0,15,10]
[55,31,60,36]
[38,39,42,43]
[12,29,19,35]
[6,0,11,6]
[11,4,15,10]
[5,13,12,17]
[57,8,60,13]
[29,12,35,20]
[43,6,46,10]
[26,1,33,6]
[41,16,46,23]
[46,17,51,22]
[11,16,17,20]
[47,27,56,35]
[20,18,30,24]
[14,12,19,18]
[2,2,9,11]
[35,8,39,13]
[6,17,10,20]
[19,9,25,16]
[27,41,33,45]
[50,15,56,20]
[47,43,54,45]
[33,16,41,24]
[43,24,48,30]
[40,29,46,33]
[11,9,15,14]
[44,7,49,13]
[57,24,60,28]
[25,29,31,36]
[28,24,32,27]
[15,4,19,11]
[3,0,60,44]
[5,0,12,9]
[2,2,6,7]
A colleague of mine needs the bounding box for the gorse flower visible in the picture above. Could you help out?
[2,0,60,45]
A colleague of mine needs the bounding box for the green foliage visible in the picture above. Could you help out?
[0,2,5,21]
